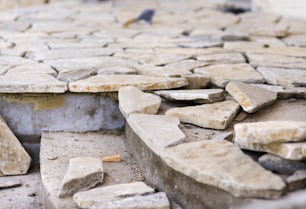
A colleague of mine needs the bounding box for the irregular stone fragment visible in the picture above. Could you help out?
[181,74,210,89]
[127,114,185,149]
[69,75,188,92]
[136,65,192,78]
[57,69,96,82]
[257,67,306,88]
[155,89,224,104]
[166,100,240,130]
[197,53,245,64]
[119,86,161,118]
[98,67,136,75]
[73,182,155,209]
[0,179,22,189]
[0,73,67,93]
[234,121,306,144]
[251,84,306,99]
[0,115,31,176]
[283,34,306,47]
[5,63,57,76]
[164,140,285,198]
[286,170,306,192]
[258,154,306,174]
[164,59,207,71]
[226,81,277,113]
[90,192,170,209]
[58,157,104,198]
[194,63,264,87]
[178,36,223,48]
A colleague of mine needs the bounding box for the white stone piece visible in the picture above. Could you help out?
[58,157,104,198]
[166,100,240,130]
[73,182,155,209]
[197,53,245,64]
[226,81,277,113]
[119,86,161,118]
[181,74,210,89]
[98,67,136,75]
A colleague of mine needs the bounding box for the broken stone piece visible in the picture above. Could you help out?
[155,89,224,104]
[98,67,136,75]
[90,192,170,209]
[127,114,185,149]
[119,86,161,118]
[258,154,306,174]
[164,140,285,198]
[286,170,306,192]
[0,115,31,176]
[181,73,210,89]
[166,100,240,130]
[73,182,155,209]
[0,179,22,189]
[234,121,306,145]
[226,81,277,113]
[58,157,104,198]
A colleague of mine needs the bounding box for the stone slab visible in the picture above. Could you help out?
[0,179,21,189]
[283,35,306,47]
[166,100,240,130]
[118,86,161,118]
[58,157,104,198]
[164,140,285,198]
[97,67,136,75]
[127,114,185,149]
[181,74,210,89]
[196,53,245,64]
[194,63,264,87]
[69,75,188,92]
[5,63,57,76]
[0,115,31,176]
[286,170,306,192]
[155,89,224,104]
[73,182,155,209]
[226,81,277,113]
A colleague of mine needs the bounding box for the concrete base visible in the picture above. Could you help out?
[0,93,124,143]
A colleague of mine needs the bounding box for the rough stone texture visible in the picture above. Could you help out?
[119,86,161,118]
[234,121,306,145]
[286,170,306,192]
[155,89,224,104]
[69,75,188,92]
[73,182,155,209]
[90,192,170,209]
[194,64,264,87]
[181,74,210,89]
[166,100,240,130]
[0,179,21,189]
[0,73,67,93]
[196,53,245,64]
[0,115,31,176]
[283,35,306,47]
[258,154,306,174]
[127,114,185,149]
[226,81,277,113]
[257,67,306,88]
[164,140,285,198]
[58,157,104,198]
[97,67,136,75]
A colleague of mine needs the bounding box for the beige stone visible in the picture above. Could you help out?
[194,63,264,87]
[69,75,188,93]
[5,63,57,76]
[226,81,277,113]
[118,86,161,118]
[234,121,306,145]
[0,73,67,93]
[181,74,210,89]
[283,35,306,47]
[127,114,185,149]
[58,157,104,198]
[136,65,192,78]
[164,140,285,198]
[90,192,170,209]
[0,115,31,176]
[197,53,245,64]
[155,89,224,104]
[166,100,240,130]
[73,182,155,209]
[97,67,136,75]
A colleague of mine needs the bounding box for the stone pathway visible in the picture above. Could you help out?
[0,0,306,209]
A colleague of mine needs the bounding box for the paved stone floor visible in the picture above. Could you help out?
[0,0,306,208]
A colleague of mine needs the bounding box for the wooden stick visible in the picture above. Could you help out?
[102,155,122,162]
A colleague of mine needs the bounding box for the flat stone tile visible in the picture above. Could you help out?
[194,63,264,87]
[166,100,240,130]
[181,73,210,89]
[164,140,285,198]
[69,75,188,92]
[0,73,67,93]
[136,65,192,78]
[283,34,306,47]
[196,53,246,64]
[5,63,57,76]
[97,67,136,75]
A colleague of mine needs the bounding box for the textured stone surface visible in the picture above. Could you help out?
[90,192,170,209]
[73,182,155,209]
[235,121,306,145]
[0,179,21,189]
[181,74,210,89]
[196,53,245,64]
[0,115,31,176]
[258,154,306,174]
[164,140,285,198]
[166,100,240,130]
[286,170,306,192]
[119,86,161,118]
[58,157,104,198]
[97,67,136,75]
[155,89,224,104]
[69,75,188,92]
[194,63,264,87]
[127,114,185,149]
[226,81,277,113]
